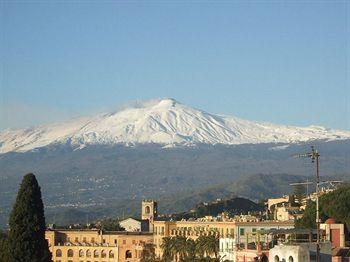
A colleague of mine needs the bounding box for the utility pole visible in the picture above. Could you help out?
[294,146,320,262]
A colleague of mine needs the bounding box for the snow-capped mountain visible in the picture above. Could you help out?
[1,98,349,153]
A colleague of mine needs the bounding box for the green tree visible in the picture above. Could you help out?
[98,218,123,231]
[172,236,187,261]
[185,238,196,261]
[7,173,51,262]
[296,184,350,234]
[195,235,206,259]
[295,200,317,229]
[0,230,9,262]
[140,242,156,262]
[205,235,219,259]
[161,237,174,262]
[294,184,306,206]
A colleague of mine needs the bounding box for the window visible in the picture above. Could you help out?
[101,250,106,258]
[103,239,106,243]
[123,240,126,245]
[67,249,74,257]
[114,239,117,244]
[126,250,132,259]
[274,255,280,262]
[83,237,86,242]
[145,206,150,214]
[79,249,84,257]
[91,237,95,243]
[94,250,99,258]
[75,237,79,242]
[109,250,114,258]
[56,249,62,257]
[240,228,245,236]
[288,256,294,262]
[86,250,91,257]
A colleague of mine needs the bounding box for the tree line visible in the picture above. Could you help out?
[160,235,220,262]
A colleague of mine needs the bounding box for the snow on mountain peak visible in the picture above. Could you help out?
[0,99,349,153]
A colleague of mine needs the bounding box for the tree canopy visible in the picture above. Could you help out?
[7,173,51,262]
[296,184,350,231]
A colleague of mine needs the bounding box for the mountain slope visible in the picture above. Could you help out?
[1,98,350,153]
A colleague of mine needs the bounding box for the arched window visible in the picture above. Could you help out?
[274,255,280,262]
[101,250,107,258]
[289,256,294,262]
[56,249,62,257]
[94,250,99,258]
[67,249,74,257]
[86,249,91,257]
[126,250,132,259]
[145,206,150,214]
[79,249,84,257]
[109,250,115,258]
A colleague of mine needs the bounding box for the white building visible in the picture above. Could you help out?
[119,217,149,232]
[269,242,332,262]
[219,221,294,262]
[275,206,303,221]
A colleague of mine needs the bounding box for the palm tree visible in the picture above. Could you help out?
[161,237,173,262]
[195,235,219,259]
[185,238,196,261]
[205,235,219,259]
[171,236,187,261]
[195,236,206,259]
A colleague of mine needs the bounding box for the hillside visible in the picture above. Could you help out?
[0,140,349,227]
[168,197,264,220]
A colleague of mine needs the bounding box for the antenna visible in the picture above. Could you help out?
[294,146,321,262]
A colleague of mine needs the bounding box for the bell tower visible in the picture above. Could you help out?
[141,199,158,220]
[141,200,157,232]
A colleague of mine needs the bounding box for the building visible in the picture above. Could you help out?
[219,221,294,262]
[45,229,153,262]
[267,196,290,211]
[141,199,158,232]
[119,218,149,232]
[153,215,294,259]
[269,242,332,262]
[320,219,346,248]
[275,205,303,221]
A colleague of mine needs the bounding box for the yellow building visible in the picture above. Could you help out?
[153,216,294,258]
[45,229,153,262]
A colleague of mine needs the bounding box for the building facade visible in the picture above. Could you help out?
[45,229,153,262]
[219,221,294,262]
[153,216,294,259]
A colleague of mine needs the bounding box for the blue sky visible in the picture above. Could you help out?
[1,1,349,130]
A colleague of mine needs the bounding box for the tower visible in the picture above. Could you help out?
[141,200,158,220]
[141,200,157,232]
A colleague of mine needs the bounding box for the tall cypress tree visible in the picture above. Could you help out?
[7,173,51,262]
